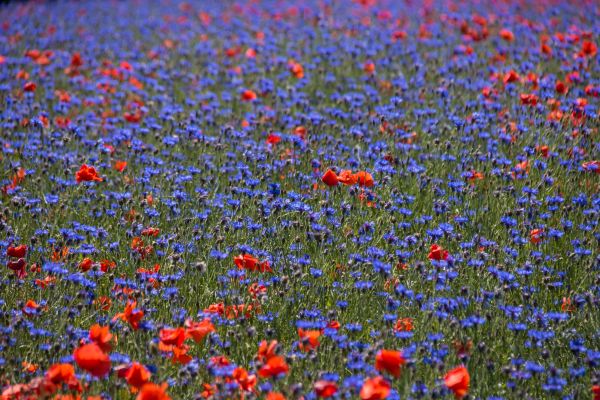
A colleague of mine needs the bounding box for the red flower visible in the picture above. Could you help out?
[266,134,282,145]
[257,340,279,362]
[428,244,449,261]
[258,356,289,378]
[232,367,257,392]
[234,253,272,273]
[75,164,103,183]
[112,301,144,330]
[124,362,151,389]
[355,171,374,187]
[499,28,514,41]
[46,363,81,391]
[314,380,338,398]
[582,161,599,174]
[592,385,600,400]
[298,328,321,352]
[530,229,543,244]
[23,81,37,92]
[136,383,171,400]
[364,61,375,75]
[321,169,339,187]
[375,349,406,378]
[73,343,111,377]
[7,244,27,258]
[241,89,257,102]
[360,376,390,400]
[503,70,520,85]
[337,170,358,185]
[444,366,470,399]
[114,160,127,172]
[7,258,27,279]
[89,324,113,352]
[159,327,186,348]
[266,393,286,400]
[185,318,215,343]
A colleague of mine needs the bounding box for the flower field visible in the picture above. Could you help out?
[0,0,599,399]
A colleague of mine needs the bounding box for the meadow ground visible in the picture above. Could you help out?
[0,0,599,399]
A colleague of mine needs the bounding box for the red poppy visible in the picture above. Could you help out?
[375,349,406,378]
[503,70,520,85]
[234,253,272,273]
[519,93,538,106]
[499,29,514,41]
[257,340,279,362]
[536,145,550,158]
[266,393,286,400]
[364,61,375,75]
[444,366,470,399]
[73,343,111,377]
[321,169,339,186]
[337,170,358,185]
[530,229,543,244]
[159,327,186,348]
[138,227,159,238]
[428,244,449,261]
[75,164,103,183]
[579,40,597,58]
[7,244,27,258]
[258,356,289,378]
[232,367,257,392]
[294,126,307,140]
[7,258,27,279]
[185,318,215,343]
[114,161,127,172]
[124,362,151,389]
[298,328,321,351]
[360,376,390,400]
[582,161,599,174]
[241,89,257,102]
[592,385,600,400]
[355,171,374,187]
[89,324,113,352]
[394,317,413,332]
[23,81,37,92]
[266,134,282,145]
[136,382,171,400]
[555,80,568,95]
[289,61,304,79]
[314,380,338,398]
[113,301,144,330]
[46,363,81,391]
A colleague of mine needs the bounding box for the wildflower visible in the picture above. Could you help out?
[375,350,406,378]
[241,89,257,102]
[428,244,449,261]
[321,169,339,187]
[314,380,338,398]
[7,244,27,258]
[114,161,128,172]
[258,356,289,378]
[75,165,103,182]
[185,318,215,343]
[360,376,390,400]
[73,343,111,377]
[113,301,144,330]
[444,366,470,399]
[298,328,321,351]
[89,324,114,352]
[234,254,272,273]
[137,383,171,400]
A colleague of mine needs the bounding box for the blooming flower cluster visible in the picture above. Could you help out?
[0,0,599,399]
